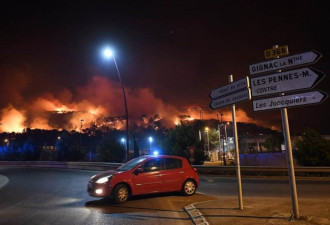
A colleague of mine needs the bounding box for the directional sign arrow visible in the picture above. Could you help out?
[253,90,328,111]
[249,51,322,75]
[250,68,325,97]
[210,89,251,109]
[209,77,249,99]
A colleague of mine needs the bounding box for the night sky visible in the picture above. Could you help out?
[1,1,330,134]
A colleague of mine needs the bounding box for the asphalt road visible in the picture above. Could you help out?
[0,167,212,225]
[0,167,329,225]
[198,175,330,198]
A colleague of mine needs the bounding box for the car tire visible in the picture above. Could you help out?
[182,179,196,196]
[112,184,129,204]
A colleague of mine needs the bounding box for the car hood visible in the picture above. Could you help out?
[90,170,124,182]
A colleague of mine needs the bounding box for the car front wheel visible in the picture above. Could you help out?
[112,184,129,204]
[182,179,196,196]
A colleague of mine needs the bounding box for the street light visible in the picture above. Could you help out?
[223,122,230,165]
[102,47,129,161]
[80,119,84,146]
[205,127,210,158]
[4,139,9,147]
[148,136,153,153]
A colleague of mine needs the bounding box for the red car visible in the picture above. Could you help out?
[87,155,200,203]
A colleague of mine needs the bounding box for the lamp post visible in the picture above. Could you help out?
[148,136,153,153]
[80,119,84,146]
[4,139,9,147]
[103,47,129,161]
[223,122,231,165]
[220,113,226,165]
[121,138,126,145]
[217,123,221,162]
[205,127,210,159]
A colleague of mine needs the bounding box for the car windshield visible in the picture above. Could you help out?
[117,156,149,171]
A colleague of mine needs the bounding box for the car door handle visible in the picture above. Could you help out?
[155,174,163,177]
[179,171,184,174]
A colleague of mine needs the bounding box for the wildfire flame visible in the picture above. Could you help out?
[0,72,279,133]
[0,105,25,133]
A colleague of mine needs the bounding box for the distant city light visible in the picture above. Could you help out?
[149,137,153,143]
[153,151,159,156]
[121,138,125,143]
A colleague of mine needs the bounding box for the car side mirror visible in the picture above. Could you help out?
[134,167,143,175]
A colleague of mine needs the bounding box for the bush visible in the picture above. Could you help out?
[294,128,330,166]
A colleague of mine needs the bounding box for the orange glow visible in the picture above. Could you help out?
[0,75,279,132]
[30,117,52,130]
[0,106,25,133]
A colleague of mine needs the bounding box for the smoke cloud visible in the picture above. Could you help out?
[0,66,277,133]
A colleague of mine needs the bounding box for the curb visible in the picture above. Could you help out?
[0,175,9,189]
[184,201,213,225]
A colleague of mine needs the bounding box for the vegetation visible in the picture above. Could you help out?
[264,134,283,151]
[162,123,207,165]
[294,128,330,166]
[96,135,125,162]
[2,121,322,166]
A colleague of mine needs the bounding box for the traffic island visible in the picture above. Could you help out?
[192,196,329,225]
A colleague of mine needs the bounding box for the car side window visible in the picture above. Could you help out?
[142,159,162,172]
[164,158,182,170]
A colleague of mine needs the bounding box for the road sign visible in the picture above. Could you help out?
[253,90,328,111]
[210,89,251,109]
[250,67,325,97]
[264,45,289,59]
[209,77,249,99]
[249,51,322,75]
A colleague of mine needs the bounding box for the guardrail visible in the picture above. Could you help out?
[1,161,329,177]
[193,165,330,177]
[0,161,122,171]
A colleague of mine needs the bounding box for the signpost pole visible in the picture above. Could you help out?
[229,75,243,210]
[281,107,300,219]
[272,45,299,219]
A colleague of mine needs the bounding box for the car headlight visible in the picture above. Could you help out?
[95,175,112,184]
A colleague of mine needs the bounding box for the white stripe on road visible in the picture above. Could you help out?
[0,175,9,189]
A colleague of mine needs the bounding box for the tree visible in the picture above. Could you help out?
[264,134,283,151]
[96,136,125,162]
[162,123,207,164]
[56,131,71,161]
[133,136,140,158]
[205,128,219,151]
[294,128,330,166]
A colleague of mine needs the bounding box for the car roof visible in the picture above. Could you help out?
[144,155,185,160]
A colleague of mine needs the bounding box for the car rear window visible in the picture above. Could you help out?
[164,158,182,170]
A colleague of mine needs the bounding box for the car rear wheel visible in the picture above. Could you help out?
[182,179,196,196]
[112,184,129,204]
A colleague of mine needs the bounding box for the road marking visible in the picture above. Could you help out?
[184,202,210,225]
[0,175,9,189]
